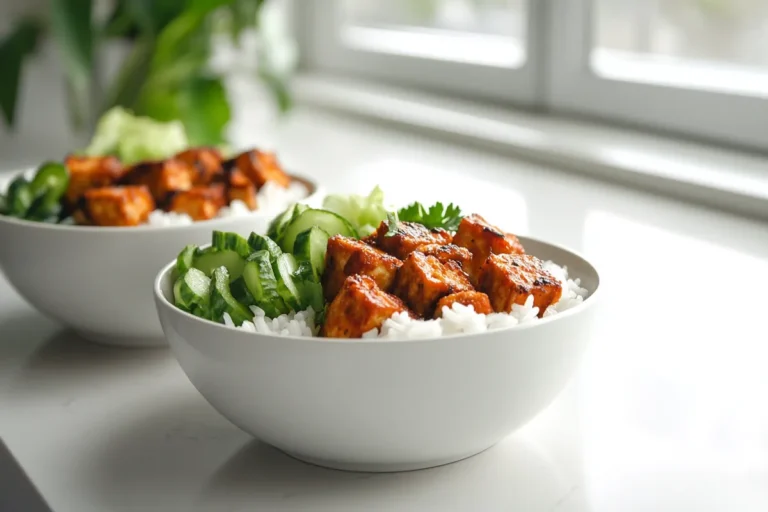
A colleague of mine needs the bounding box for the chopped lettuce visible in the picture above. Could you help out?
[321,186,388,236]
[84,107,189,165]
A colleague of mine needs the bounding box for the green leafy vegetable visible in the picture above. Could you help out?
[396,201,464,231]
[84,106,188,164]
[322,186,388,236]
[385,211,399,237]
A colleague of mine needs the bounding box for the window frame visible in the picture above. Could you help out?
[298,0,768,153]
[300,0,547,106]
[546,0,768,153]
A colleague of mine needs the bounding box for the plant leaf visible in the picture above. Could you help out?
[100,37,156,114]
[176,77,231,145]
[49,0,95,129]
[258,69,292,114]
[125,0,187,35]
[0,18,43,127]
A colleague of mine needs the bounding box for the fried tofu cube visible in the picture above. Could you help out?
[478,253,562,317]
[227,169,257,210]
[121,159,194,201]
[323,235,402,301]
[453,213,525,282]
[84,186,155,226]
[322,275,411,338]
[174,147,224,185]
[64,155,124,205]
[372,221,453,260]
[234,149,291,189]
[392,252,473,317]
[169,185,226,221]
[416,244,473,272]
[434,290,493,318]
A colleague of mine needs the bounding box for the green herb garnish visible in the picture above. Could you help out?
[395,201,464,231]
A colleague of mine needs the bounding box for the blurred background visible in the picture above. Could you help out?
[1,0,767,168]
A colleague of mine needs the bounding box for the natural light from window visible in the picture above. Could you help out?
[593,0,768,97]
[339,0,528,68]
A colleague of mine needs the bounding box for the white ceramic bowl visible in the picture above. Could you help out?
[154,236,601,471]
[0,175,321,347]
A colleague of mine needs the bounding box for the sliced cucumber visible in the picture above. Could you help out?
[266,203,299,241]
[193,247,246,279]
[176,245,197,275]
[247,232,282,260]
[243,250,287,318]
[230,276,255,307]
[273,253,302,311]
[6,176,32,217]
[210,266,253,325]
[293,226,330,281]
[173,277,191,312]
[175,268,211,317]
[294,260,324,311]
[212,231,251,258]
[279,209,357,253]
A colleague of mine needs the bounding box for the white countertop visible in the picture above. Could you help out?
[1,107,768,511]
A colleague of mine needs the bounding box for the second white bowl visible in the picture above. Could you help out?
[0,175,320,347]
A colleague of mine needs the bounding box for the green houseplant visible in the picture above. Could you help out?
[0,0,295,147]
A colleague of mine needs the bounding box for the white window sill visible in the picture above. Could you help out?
[293,74,768,221]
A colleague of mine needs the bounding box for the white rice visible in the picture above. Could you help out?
[145,181,309,227]
[221,261,589,340]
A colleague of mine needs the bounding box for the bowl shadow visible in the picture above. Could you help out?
[81,391,577,511]
[198,433,573,511]
[3,327,172,401]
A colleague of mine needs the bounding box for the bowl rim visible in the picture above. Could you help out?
[0,172,319,234]
[154,235,602,344]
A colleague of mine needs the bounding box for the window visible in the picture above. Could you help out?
[302,0,544,104]
[302,0,768,152]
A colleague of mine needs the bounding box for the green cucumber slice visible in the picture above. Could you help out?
[273,253,302,311]
[6,176,33,217]
[29,162,69,201]
[193,247,246,279]
[210,266,253,325]
[230,276,256,307]
[175,268,211,317]
[266,203,299,241]
[173,277,191,312]
[176,245,197,275]
[279,209,357,253]
[294,260,324,311]
[247,232,282,260]
[243,250,287,318]
[212,231,251,258]
[293,226,330,281]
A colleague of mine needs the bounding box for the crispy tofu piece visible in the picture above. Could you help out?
[169,185,226,221]
[453,213,525,283]
[434,290,493,318]
[174,147,224,185]
[64,155,124,205]
[227,169,257,209]
[322,275,411,338]
[323,235,402,302]
[121,159,194,202]
[416,244,473,272]
[478,253,562,317]
[234,149,291,189]
[392,252,473,317]
[84,186,155,227]
[372,221,453,260]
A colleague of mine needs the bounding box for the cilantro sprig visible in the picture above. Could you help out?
[386,201,464,236]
